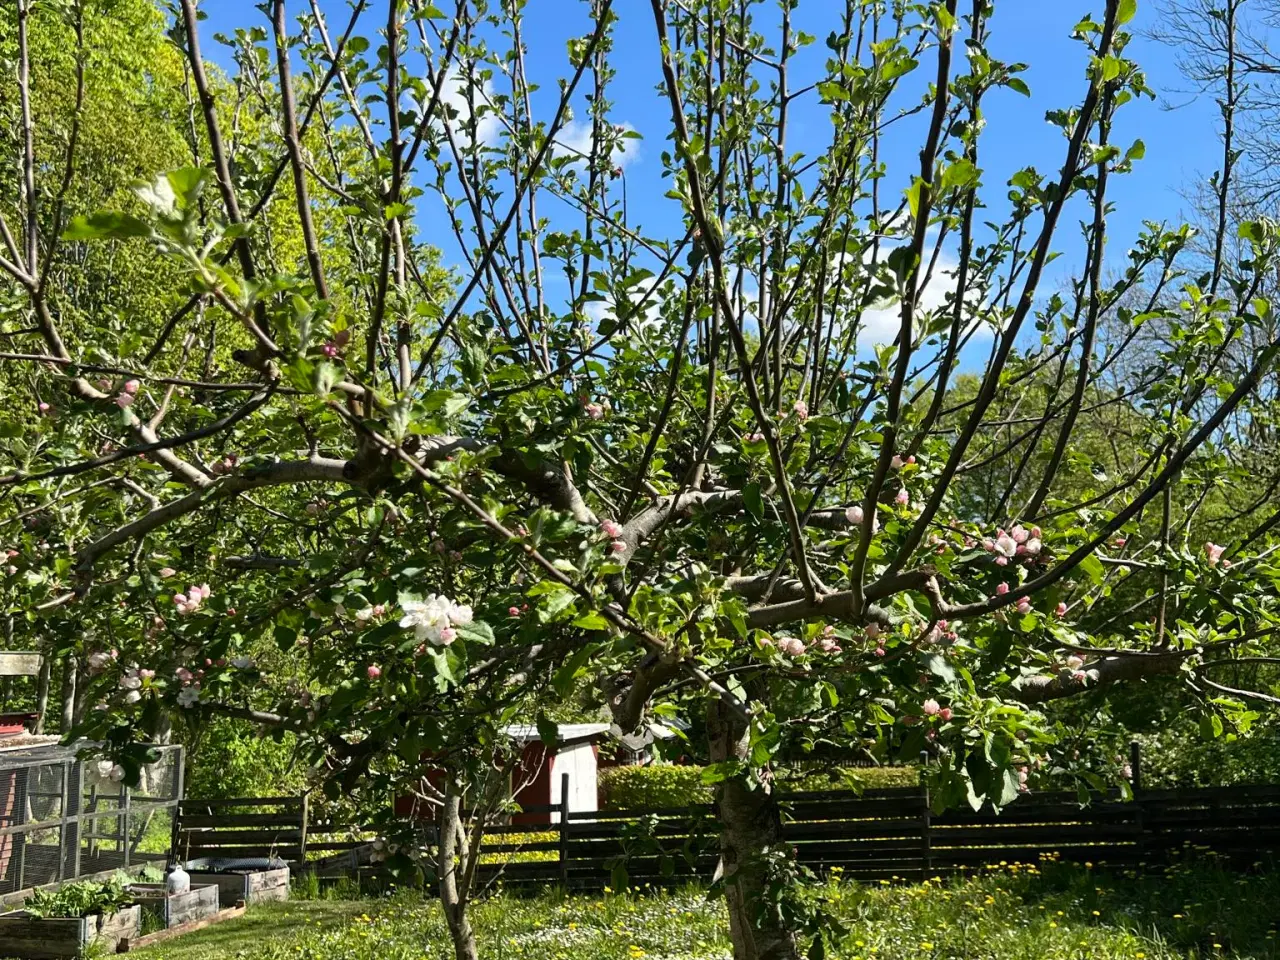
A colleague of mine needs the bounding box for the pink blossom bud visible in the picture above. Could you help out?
[609,540,628,554]
[792,399,809,420]
[845,505,864,525]
[366,665,382,679]
[96,379,111,391]
[124,380,140,395]
[321,343,338,358]
[509,606,521,617]
[890,455,905,469]
[906,455,916,465]
[115,393,135,408]
[874,645,886,657]
[995,582,1010,596]
[37,402,51,414]
[159,567,176,578]
[1015,596,1031,615]
[584,402,605,420]
[939,707,952,722]
[600,520,624,538]
[1055,601,1067,617]
[922,699,940,717]
[372,604,385,617]
[895,488,909,506]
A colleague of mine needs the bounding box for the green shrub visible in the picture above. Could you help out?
[598,764,919,809]
[599,765,710,809]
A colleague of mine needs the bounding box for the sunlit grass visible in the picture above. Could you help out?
[113,855,1280,960]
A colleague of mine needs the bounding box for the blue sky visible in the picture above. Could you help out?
[197,1,1227,319]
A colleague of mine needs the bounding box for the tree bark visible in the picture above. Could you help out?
[58,659,76,734]
[33,652,50,734]
[708,701,801,960]
[438,781,480,960]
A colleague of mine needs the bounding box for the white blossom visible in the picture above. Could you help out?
[399,594,472,646]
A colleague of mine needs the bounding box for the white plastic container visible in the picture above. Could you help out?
[166,864,191,895]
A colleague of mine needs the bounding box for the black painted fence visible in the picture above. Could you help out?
[176,780,1280,889]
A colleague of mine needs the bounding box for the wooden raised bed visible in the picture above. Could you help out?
[129,883,220,928]
[184,866,288,905]
[0,904,141,958]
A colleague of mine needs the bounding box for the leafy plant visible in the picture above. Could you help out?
[23,879,134,919]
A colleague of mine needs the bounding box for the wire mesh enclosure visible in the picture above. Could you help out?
[0,741,182,900]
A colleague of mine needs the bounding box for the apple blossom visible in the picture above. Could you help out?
[439,627,457,645]
[124,379,139,395]
[922,699,940,716]
[895,488,910,506]
[115,393,134,408]
[584,402,604,420]
[610,540,628,554]
[776,636,806,657]
[1056,601,1068,617]
[176,686,200,708]
[1015,596,1031,615]
[1204,542,1226,566]
[995,582,1010,596]
[890,454,904,469]
[600,519,624,538]
[159,567,176,578]
[939,707,953,722]
[367,665,382,679]
[400,594,473,646]
[792,399,809,420]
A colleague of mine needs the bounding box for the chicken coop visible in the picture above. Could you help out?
[0,737,183,901]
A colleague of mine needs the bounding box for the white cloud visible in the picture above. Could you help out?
[581,276,664,333]
[552,119,640,170]
[434,68,502,147]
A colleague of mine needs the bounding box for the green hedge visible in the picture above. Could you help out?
[598,764,919,810]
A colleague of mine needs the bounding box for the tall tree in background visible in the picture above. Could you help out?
[3,1,1280,959]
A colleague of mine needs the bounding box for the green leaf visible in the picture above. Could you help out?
[553,643,597,698]
[1117,0,1137,25]
[453,620,494,645]
[536,713,559,748]
[924,653,956,683]
[63,212,151,241]
[743,482,764,521]
[941,158,979,192]
[571,611,610,631]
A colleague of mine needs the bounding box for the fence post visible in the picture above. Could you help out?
[559,772,570,888]
[919,753,932,881]
[1129,740,1142,792]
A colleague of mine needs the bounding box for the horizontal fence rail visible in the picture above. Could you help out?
[179,779,1280,890]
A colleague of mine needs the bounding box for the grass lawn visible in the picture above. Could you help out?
[116,854,1280,960]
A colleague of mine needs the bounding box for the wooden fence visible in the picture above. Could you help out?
[174,779,1280,889]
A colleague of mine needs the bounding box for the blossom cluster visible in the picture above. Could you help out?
[399,594,474,647]
[173,583,211,616]
[983,525,1042,566]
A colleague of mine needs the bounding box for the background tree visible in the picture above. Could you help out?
[3,2,1280,960]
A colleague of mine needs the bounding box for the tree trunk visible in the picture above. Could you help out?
[708,701,801,960]
[438,782,480,960]
[58,659,76,734]
[33,652,50,734]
